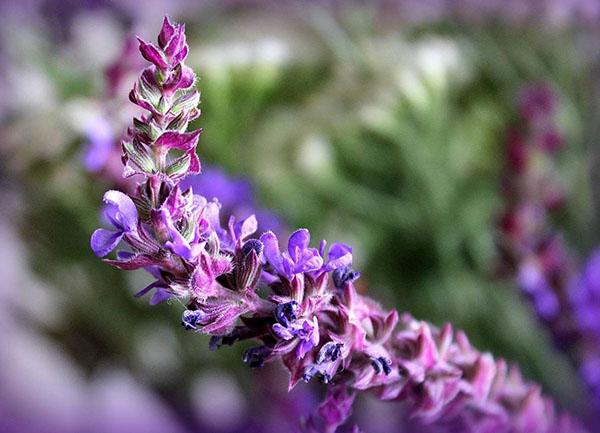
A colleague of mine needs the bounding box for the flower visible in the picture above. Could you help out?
[519,83,556,121]
[273,315,320,359]
[90,20,588,433]
[570,249,600,336]
[332,265,360,289]
[90,190,138,257]
[83,115,114,172]
[260,229,323,280]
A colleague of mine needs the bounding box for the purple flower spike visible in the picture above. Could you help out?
[91,20,588,433]
[91,190,138,257]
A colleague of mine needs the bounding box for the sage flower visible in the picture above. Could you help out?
[90,19,588,433]
[90,190,138,257]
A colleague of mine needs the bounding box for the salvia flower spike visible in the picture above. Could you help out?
[91,17,587,433]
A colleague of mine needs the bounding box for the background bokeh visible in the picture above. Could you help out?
[1,1,600,432]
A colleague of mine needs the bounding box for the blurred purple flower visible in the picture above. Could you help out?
[519,83,556,121]
[83,115,114,172]
[181,167,253,210]
[181,167,283,234]
[570,249,600,342]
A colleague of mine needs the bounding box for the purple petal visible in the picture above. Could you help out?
[155,130,201,151]
[116,251,135,260]
[260,231,285,275]
[172,44,188,65]
[273,323,294,340]
[163,24,186,59]
[163,186,185,219]
[288,229,310,260]
[296,339,314,359]
[296,253,323,274]
[328,243,352,262]
[159,208,197,260]
[83,116,114,172]
[158,16,175,48]
[325,252,352,272]
[137,37,168,70]
[203,201,223,232]
[103,190,138,232]
[310,317,320,346]
[282,257,296,277]
[91,229,123,257]
[162,65,196,94]
[234,214,257,241]
[178,65,195,89]
[150,287,172,305]
[187,149,201,174]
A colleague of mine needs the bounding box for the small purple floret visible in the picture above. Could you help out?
[91,190,138,257]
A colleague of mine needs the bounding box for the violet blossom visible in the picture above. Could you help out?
[90,190,138,257]
[90,18,588,433]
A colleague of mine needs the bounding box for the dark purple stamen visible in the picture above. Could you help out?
[370,356,392,375]
[317,342,342,364]
[242,346,271,368]
[274,301,300,327]
[303,366,318,383]
[242,239,264,257]
[333,265,360,289]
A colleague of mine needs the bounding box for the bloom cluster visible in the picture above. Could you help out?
[496,84,577,347]
[91,18,587,433]
[496,84,600,422]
